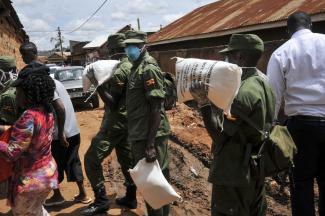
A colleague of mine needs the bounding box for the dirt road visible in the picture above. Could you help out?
[0,103,295,215]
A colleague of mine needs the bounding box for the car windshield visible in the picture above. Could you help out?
[55,68,83,82]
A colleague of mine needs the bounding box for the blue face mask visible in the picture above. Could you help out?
[125,45,141,62]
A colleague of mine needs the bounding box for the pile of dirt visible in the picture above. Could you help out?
[167,103,212,167]
[167,103,293,216]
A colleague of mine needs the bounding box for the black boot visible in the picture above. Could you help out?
[115,185,137,209]
[80,185,109,216]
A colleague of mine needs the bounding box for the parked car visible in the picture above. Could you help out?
[54,66,99,108]
[46,64,62,78]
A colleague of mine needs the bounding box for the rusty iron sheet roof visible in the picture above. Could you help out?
[148,0,325,44]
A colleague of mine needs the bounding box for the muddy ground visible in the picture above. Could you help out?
[0,102,310,216]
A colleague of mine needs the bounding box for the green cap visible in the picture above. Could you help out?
[219,34,264,54]
[0,56,16,71]
[107,33,126,49]
[123,30,147,44]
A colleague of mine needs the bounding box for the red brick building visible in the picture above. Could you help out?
[0,0,28,69]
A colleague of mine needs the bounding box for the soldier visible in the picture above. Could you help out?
[123,30,171,216]
[81,33,136,216]
[0,56,18,126]
[190,34,275,216]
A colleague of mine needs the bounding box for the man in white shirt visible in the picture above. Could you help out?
[267,11,325,216]
[45,79,91,206]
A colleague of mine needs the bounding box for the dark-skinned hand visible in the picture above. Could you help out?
[189,81,210,106]
[145,145,157,163]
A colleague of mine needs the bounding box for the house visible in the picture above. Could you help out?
[82,24,133,63]
[70,41,90,66]
[148,0,325,74]
[83,36,108,63]
[47,52,71,65]
[0,0,28,69]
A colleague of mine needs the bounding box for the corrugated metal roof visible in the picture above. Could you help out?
[148,0,325,44]
[83,36,107,49]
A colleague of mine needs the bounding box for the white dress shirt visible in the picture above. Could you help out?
[267,29,325,118]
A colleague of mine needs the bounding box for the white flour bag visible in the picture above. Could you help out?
[82,60,120,92]
[129,158,182,209]
[175,57,242,115]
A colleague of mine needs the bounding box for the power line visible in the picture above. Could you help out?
[66,0,109,34]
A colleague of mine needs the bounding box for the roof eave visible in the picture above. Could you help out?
[149,13,325,46]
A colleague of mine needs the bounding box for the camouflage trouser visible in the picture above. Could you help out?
[84,114,134,190]
[211,179,266,216]
[131,136,170,216]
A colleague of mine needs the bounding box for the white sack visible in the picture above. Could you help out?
[175,57,242,115]
[129,158,182,209]
[82,60,120,92]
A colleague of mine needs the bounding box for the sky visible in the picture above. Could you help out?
[13,0,217,50]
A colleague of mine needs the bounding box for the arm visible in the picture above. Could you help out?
[145,98,162,162]
[200,105,223,144]
[52,98,69,147]
[97,70,127,110]
[97,85,118,110]
[266,54,285,120]
[189,81,224,144]
[143,64,165,162]
[0,111,34,161]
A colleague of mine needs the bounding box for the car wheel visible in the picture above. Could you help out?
[91,94,100,109]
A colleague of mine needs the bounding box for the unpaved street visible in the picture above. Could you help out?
[0,103,293,215]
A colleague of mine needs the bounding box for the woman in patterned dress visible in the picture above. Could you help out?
[0,64,58,216]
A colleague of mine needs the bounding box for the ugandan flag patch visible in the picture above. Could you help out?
[146,78,155,87]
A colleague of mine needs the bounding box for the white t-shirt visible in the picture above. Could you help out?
[53,79,80,139]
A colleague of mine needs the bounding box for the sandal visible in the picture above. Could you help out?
[73,194,92,204]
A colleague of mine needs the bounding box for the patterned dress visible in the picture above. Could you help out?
[0,107,58,209]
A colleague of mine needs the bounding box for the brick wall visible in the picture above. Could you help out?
[0,17,26,70]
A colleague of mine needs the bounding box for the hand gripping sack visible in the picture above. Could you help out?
[0,128,13,182]
[240,114,297,178]
[129,158,182,209]
[82,60,120,92]
[175,58,242,115]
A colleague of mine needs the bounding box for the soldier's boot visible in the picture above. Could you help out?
[115,185,137,209]
[80,185,109,216]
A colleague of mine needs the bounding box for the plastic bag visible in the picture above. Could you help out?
[175,57,242,115]
[129,158,182,209]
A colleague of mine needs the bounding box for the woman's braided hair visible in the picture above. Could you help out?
[18,63,55,112]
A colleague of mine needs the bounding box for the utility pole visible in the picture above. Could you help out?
[137,18,141,30]
[57,27,64,65]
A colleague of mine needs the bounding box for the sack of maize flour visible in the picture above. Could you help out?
[175,57,242,115]
[129,158,182,209]
[82,60,120,92]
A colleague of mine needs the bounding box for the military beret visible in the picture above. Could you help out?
[219,34,264,54]
[0,56,16,71]
[107,33,126,49]
[123,30,147,44]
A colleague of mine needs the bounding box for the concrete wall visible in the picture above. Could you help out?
[0,17,26,70]
[150,39,286,74]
